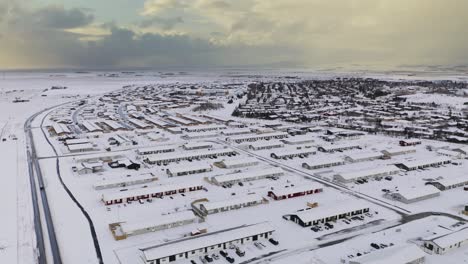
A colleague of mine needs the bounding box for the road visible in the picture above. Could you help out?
[25,105,66,264]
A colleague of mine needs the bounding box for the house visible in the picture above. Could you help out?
[399,139,422,146]
[348,244,426,264]
[317,143,360,153]
[141,222,275,264]
[396,157,452,171]
[268,183,323,200]
[380,147,416,157]
[248,141,285,151]
[137,145,176,156]
[334,166,400,183]
[422,227,468,255]
[182,142,213,151]
[93,174,158,190]
[227,132,289,143]
[110,211,197,240]
[287,201,370,227]
[302,158,345,170]
[428,176,468,191]
[344,152,384,163]
[75,161,103,175]
[166,163,213,177]
[213,157,259,169]
[102,183,204,205]
[385,186,440,204]
[145,149,237,165]
[198,195,265,215]
[281,136,314,145]
[211,167,285,186]
[270,148,316,159]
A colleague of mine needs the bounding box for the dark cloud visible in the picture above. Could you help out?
[32,6,94,29]
[140,16,184,30]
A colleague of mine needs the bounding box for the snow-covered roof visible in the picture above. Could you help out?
[432,176,468,188]
[336,166,400,181]
[166,163,212,174]
[200,194,264,212]
[392,186,440,200]
[217,157,259,167]
[270,183,323,197]
[212,167,284,183]
[398,157,452,169]
[428,227,468,249]
[120,211,196,235]
[293,201,369,223]
[141,222,275,261]
[145,148,236,163]
[68,143,94,151]
[302,158,344,168]
[345,151,383,161]
[348,244,425,264]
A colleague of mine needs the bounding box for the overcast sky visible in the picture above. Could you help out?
[1,0,467,70]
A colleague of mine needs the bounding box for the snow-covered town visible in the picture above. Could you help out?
[1,1,468,264]
[1,69,467,264]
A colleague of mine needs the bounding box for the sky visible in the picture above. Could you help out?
[0,0,467,70]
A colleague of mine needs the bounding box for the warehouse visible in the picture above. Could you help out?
[110,211,197,240]
[422,227,468,255]
[68,142,95,153]
[436,149,465,159]
[348,244,426,264]
[428,176,468,191]
[93,174,158,190]
[268,183,323,200]
[144,149,237,165]
[270,148,316,159]
[214,157,259,169]
[141,222,275,264]
[334,166,400,183]
[102,183,204,205]
[302,158,345,170]
[182,142,213,151]
[248,141,285,151]
[344,152,384,163]
[211,167,285,186]
[317,143,360,153]
[75,161,103,175]
[227,131,289,143]
[166,163,213,177]
[396,157,452,171]
[385,186,440,204]
[288,202,370,227]
[137,145,176,156]
[198,195,265,215]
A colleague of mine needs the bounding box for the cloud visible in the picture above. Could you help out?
[140,16,184,30]
[32,6,94,29]
[141,0,189,16]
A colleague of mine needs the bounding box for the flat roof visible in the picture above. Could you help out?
[212,167,284,183]
[200,194,264,212]
[166,163,212,174]
[349,244,425,264]
[141,222,275,261]
[68,143,94,151]
[121,211,196,234]
[431,227,468,249]
[293,200,369,223]
[432,176,468,187]
[393,185,440,200]
[399,157,452,169]
[145,148,236,162]
[218,157,259,167]
[270,183,323,197]
[336,166,400,181]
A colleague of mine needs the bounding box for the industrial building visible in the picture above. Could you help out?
[429,177,468,191]
[334,166,401,183]
[213,157,259,169]
[396,157,452,171]
[270,148,316,159]
[422,227,468,255]
[385,186,440,204]
[302,158,345,170]
[198,195,265,215]
[317,143,360,153]
[166,163,213,177]
[349,244,426,264]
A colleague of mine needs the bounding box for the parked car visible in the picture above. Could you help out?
[235,248,245,257]
[226,256,235,263]
[190,260,197,264]
[269,238,279,245]
[219,250,228,257]
[204,255,213,263]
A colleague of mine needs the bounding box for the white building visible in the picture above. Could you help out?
[349,244,426,264]
[211,167,285,185]
[317,143,360,153]
[422,227,468,255]
[137,145,176,156]
[270,148,316,159]
[145,149,237,165]
[141,222,275,264]
[344,152,384,163]
[182,142,213,151]
[214,157,259,169]
[396,157,452,171]
[93,174,158,190]
[227,132,289,143]
[198,195,265,215]
[381,147,417,157]
[302,158,345,170]
[385,186,440,204]
[248,141,285,151]
[334,166,400,183]
[166,163,213,177]
[428,176,468,191]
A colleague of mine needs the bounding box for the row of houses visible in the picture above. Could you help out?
[144,148,237,165]
[395,157,452,171]
[141,222,275,264]
[198,195,265,216]
[227,131,289,143]
[267,183,323,200]
[102,183,204,205]
[210,167,285,186]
